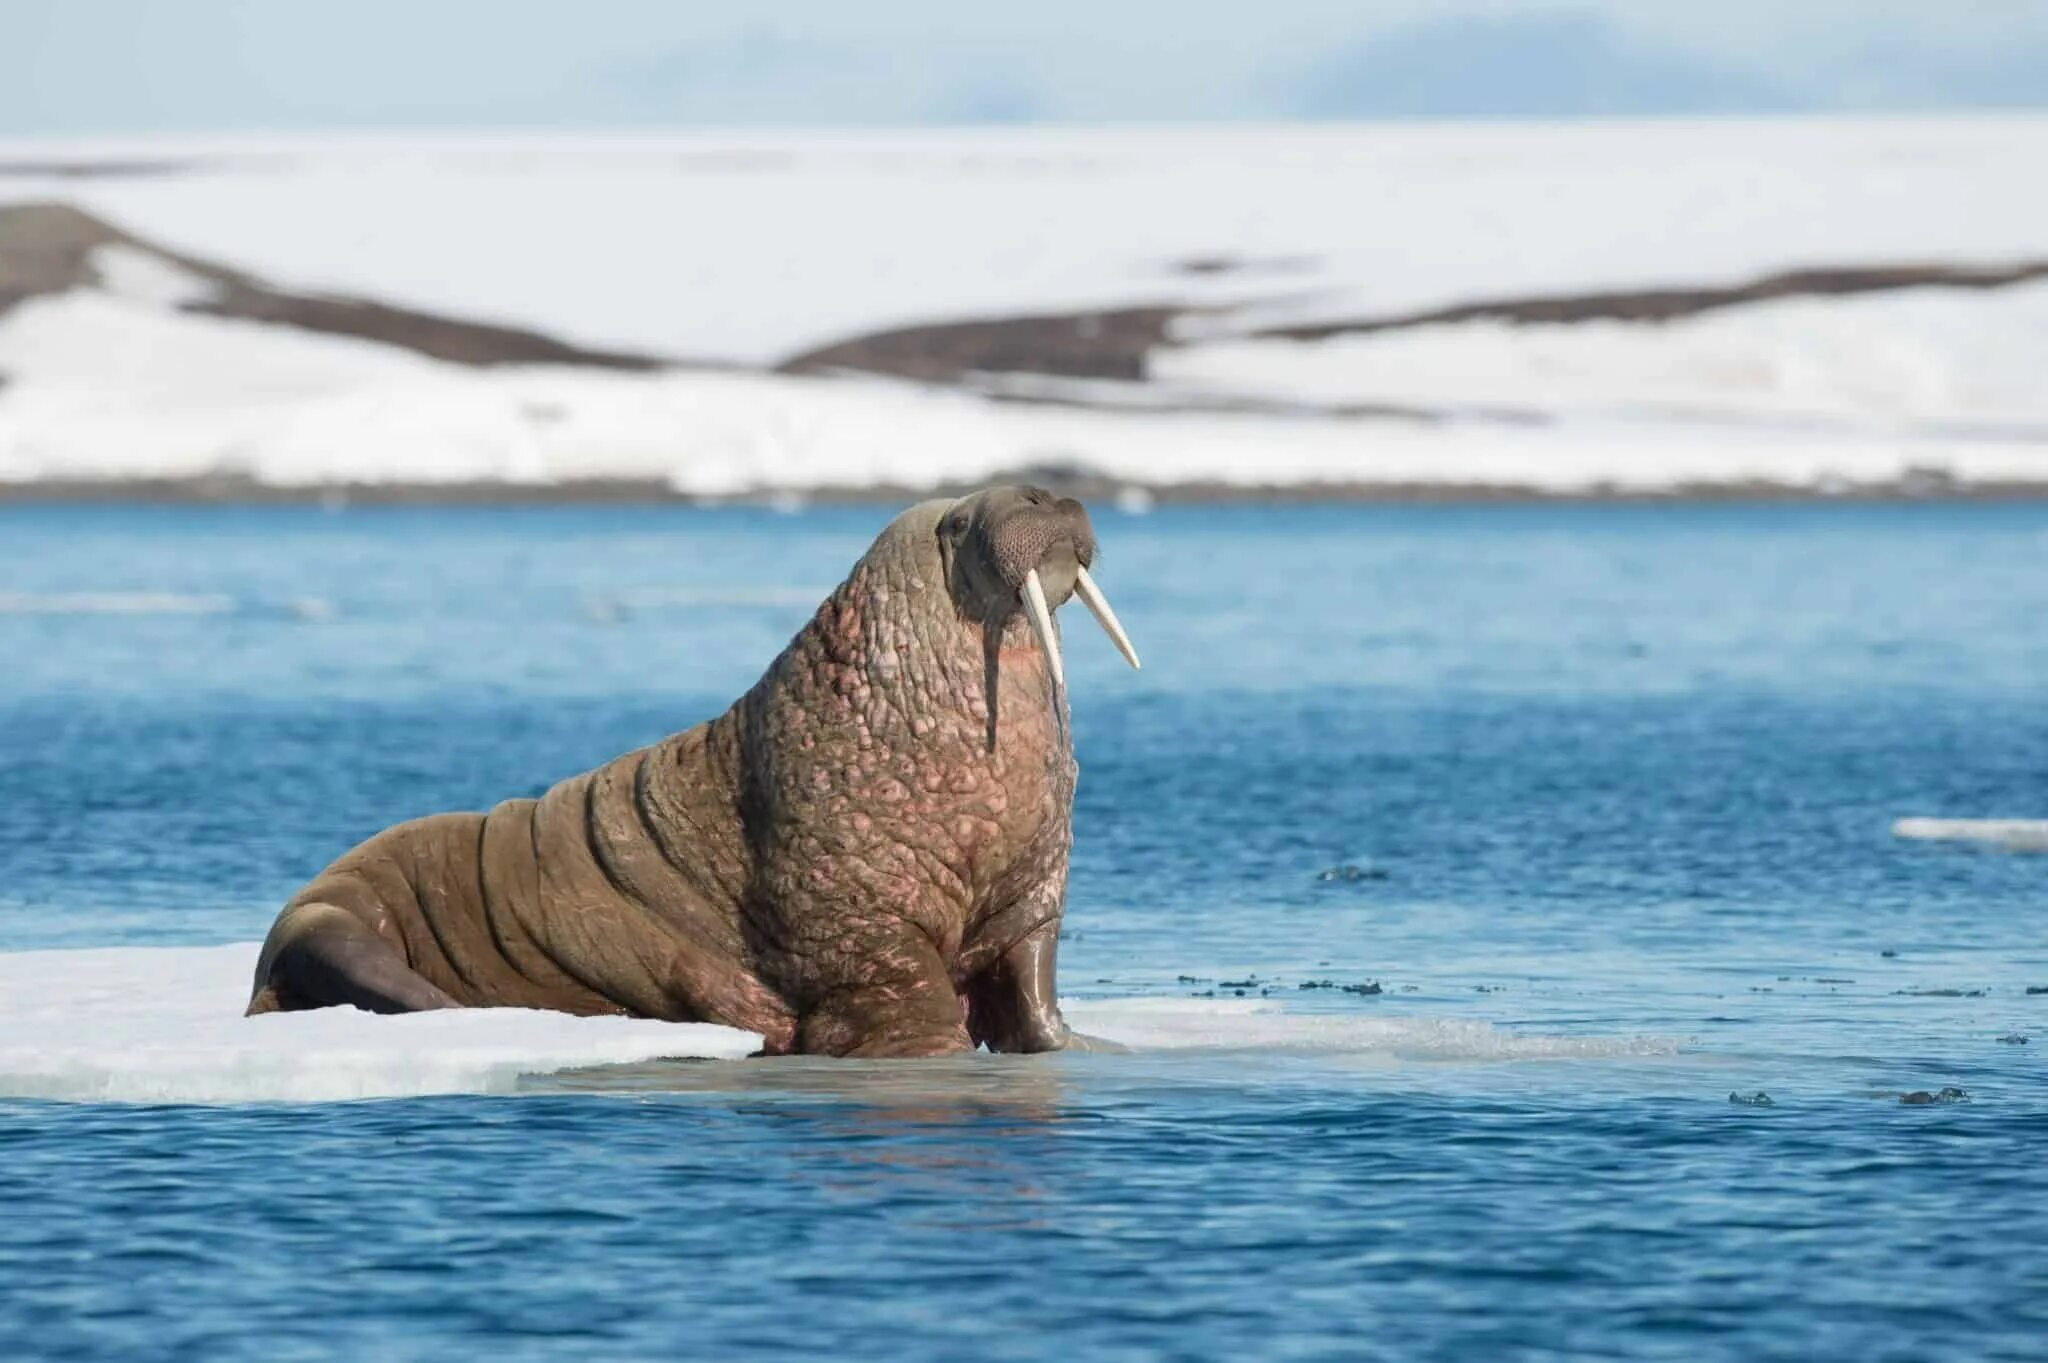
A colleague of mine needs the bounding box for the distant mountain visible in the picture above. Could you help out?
[1284,11,1803,119]
[1826,30,2048,112]
[5,2,2045,134]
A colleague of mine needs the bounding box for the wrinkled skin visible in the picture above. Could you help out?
[246,486,1116,1057]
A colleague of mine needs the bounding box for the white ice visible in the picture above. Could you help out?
[1892,818,2048,851]
[1065,997,1679,1060]
[0,944,1678,1106]
[0,943,761,1104]
[0,591,236,615]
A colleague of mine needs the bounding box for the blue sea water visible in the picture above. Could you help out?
[0,501,2044,1362]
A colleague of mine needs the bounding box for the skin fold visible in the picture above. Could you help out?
[245,486,1127,1058]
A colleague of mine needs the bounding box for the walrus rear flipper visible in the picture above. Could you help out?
[247,902,460,1016]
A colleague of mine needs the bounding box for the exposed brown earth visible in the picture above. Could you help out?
[0,202,674,370]
[974,382,1452,423]
[1253,260,2048,342]
[781,305,1183,383]
[11,198,2048,396]
[0,203,122,310]
[183,282,672,371]
[777,258,2048,385]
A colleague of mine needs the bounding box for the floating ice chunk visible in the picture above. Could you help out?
[0,944,760,1105]
[1892,818,2048,851]
[1063,997,1679,1060]
[0,945,1676,1105]
[0,592,236,615]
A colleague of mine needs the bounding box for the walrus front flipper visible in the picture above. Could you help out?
[247,902,460,1016]
[966,920,1129,1055]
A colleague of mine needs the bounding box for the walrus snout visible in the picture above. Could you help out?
[979,488,1094,596]
[939,485,1142,691]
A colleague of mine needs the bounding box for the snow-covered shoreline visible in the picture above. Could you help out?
[4,118,2046,498]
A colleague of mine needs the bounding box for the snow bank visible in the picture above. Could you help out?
[6,283,2047,495]
[1157,282,2048,436]
[3,118,2047,494]
[6,119,2045,365]
[0,944,760,1104]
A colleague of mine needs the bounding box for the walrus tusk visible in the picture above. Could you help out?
[1021,568,1064,690]
[1073,565,1140,671]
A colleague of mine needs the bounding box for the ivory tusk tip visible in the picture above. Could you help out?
[1073,564,1142,672]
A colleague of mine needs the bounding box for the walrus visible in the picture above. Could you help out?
[245,486,1142,1057]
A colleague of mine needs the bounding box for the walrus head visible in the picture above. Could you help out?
[935,485,1142,699]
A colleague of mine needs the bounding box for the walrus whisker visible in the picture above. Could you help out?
[1021,568,1064,692]
[1074,566,1140,671]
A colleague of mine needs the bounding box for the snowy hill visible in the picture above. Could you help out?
[2,118,2046,498]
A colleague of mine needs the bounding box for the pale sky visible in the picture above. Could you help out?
[4,0,2047,136]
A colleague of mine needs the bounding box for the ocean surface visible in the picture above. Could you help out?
[1,501,2044,1362]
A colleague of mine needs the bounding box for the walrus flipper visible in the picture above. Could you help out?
[247,902,461,1016]
[965,917,1128,1055]
[965,924,1066,1053]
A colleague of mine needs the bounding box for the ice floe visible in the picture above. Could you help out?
[1066,997,1679,1060]
[0,943,761,1104]
[1893,818,2048,851]
[0,944,1678,1105]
